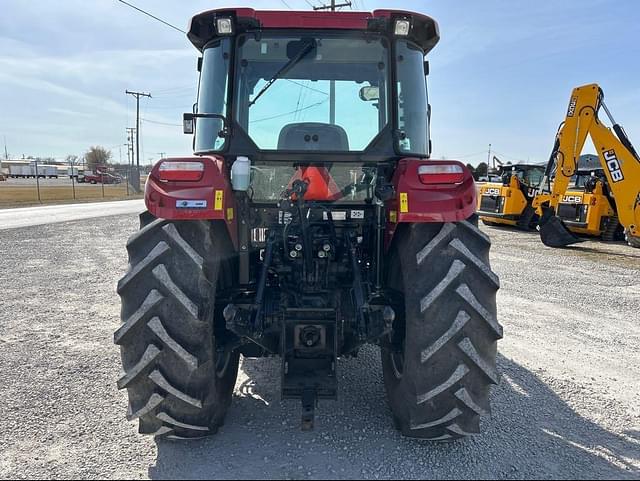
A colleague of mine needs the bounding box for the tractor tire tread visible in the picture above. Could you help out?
[382,216,501,440]
[115,211,239,439]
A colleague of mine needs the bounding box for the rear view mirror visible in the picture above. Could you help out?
[183,112,229,137]
[183,113,194,135]
[359,86,380,102]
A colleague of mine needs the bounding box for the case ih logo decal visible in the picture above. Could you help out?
[567,96,578,117]
[176,200,207,209]
[562,195,583,204]
[603,149,624,182]
[483,188,501,196]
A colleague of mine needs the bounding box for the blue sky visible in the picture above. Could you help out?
[0,0,639,166]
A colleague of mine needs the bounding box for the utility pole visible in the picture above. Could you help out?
[118,144,129,196]
[313,0,352,11]
[312,0,351,125]
[126,127,137,192]
[487,143,492,169]
[3,136,8,160]
[125,90,151,192]
[157,152,166,160]
[69,156,76,200]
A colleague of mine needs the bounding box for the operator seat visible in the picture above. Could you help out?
[277,122,349,151]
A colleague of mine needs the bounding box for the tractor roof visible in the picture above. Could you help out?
[187,8,439,54]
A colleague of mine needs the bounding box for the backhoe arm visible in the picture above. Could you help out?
[534,83,640,247]
[590,119,640,241]
[534,84,600,213]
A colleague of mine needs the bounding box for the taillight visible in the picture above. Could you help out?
[418,163,465,185]
[158,161,204,182]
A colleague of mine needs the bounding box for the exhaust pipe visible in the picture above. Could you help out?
[538,205,584,247]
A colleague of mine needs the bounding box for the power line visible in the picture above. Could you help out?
[116,0,186,34]
[280,0,293,9]
[492,150,531,163]
[250,99,329,124]
[294,82,305,121]
[153,91,196,100]
[144,104,192,111]
[141,118,182,127]
[153,85,195,94]
[285,79,328,95]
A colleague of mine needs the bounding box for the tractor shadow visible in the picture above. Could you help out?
[149,351,640,480]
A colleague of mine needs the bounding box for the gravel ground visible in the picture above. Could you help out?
[0,215,639,479]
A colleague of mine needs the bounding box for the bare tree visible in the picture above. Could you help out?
[85,146,112,172]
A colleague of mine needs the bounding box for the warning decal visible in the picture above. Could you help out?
[400,193,409,213]
[214,190,224,210]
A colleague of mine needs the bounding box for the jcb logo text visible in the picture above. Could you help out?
[562,195,583,204]
[604,149,624,182]
[567,97,578,117]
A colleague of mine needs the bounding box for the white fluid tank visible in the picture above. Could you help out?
[231,156,251,191]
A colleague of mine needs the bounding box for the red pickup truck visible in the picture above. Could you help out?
[78,172,122,184]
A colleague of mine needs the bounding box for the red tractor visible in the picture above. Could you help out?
[115,7,502,441]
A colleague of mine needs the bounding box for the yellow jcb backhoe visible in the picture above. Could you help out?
[533,83,640,248]
[477,163,545,230]
[556,167,621,241]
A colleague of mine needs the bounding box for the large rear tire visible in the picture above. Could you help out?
[382,216,502,440]
[115,212,239,439]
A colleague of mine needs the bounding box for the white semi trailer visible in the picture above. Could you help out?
[8,163,59,178]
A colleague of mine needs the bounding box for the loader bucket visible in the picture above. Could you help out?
[538,205,584,247]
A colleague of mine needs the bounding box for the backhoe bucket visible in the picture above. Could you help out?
[538,206,584,247]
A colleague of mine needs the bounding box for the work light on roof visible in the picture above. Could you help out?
[216,17,234,35]
[394,19,411,36]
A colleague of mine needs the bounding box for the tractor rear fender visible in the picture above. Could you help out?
[386,159,477,248]
[145,155,238,247]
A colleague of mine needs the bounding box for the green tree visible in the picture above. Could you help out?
[475,162,488,178]
[85,146,112,172]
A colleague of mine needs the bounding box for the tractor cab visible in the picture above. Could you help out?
[185,9,438,163]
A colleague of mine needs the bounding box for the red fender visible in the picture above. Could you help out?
[386,159,477,248]
[145,155,238,248]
